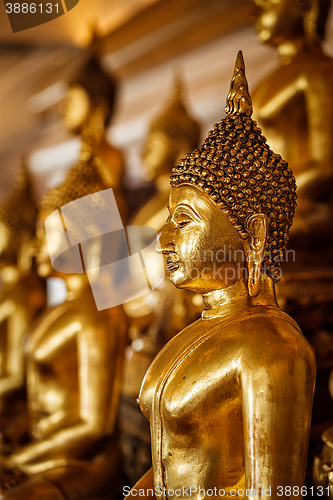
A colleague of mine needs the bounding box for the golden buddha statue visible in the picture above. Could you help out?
[251,0,332,260]
[128,52,316,499]
[61,38,126,214]
[0,163,46,438]
[0,151,127,499]
[120,77,202,485]
[252,0,333,439]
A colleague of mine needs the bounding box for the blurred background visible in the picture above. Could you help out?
[1,0,331,203]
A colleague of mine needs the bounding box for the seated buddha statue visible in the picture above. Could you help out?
[120,77,202,485]
[128,52,316,499]
[251,0,332,263]
[0,151,127,499]
[0,163,46,439]
[61,40,126,216]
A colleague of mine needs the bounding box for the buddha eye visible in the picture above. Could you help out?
[176,213,193,229]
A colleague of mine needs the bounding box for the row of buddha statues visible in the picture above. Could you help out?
[0,0,332,498]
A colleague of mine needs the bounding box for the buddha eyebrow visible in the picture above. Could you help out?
[172,204,200,221]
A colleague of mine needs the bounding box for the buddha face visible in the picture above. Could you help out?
[61,84,91,134]
[253,0,304,45]
[159,185,245,294]
[142,130,176,181]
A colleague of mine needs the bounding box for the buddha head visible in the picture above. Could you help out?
[253,0,331,46]
[0,163,38,273]
[36,157,111,281]
[61,55,118,134]
[142,76,201,181]
[159,51,297,297]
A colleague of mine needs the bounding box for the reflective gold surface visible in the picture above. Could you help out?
[0,157,127,499]
[130,52,316,499]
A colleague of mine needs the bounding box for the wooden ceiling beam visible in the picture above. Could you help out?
[101,0,252,79]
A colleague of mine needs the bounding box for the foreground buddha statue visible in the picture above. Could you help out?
[0,164,46,437]
[128,52,316,499]
[0,152,127,499]
[251,0,332,261]
[121,77,202,485]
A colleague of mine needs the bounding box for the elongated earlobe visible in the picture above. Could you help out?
[244,214,267,297]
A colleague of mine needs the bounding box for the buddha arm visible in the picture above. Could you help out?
[9,318,116,473]
[240,342,315,499]
[257,72,332,201]
[296,73,333,201]
[0,299,25,397]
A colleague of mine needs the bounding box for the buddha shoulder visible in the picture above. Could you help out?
[139,309,315,417]
[237,310,316,372]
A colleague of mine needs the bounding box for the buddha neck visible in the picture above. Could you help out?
[202,274,278,320]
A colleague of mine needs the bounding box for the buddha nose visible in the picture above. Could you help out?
[155,220,174,254]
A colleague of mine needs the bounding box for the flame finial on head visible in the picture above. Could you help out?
[225,50,253,117]
[170,51,297,280]
[148,72,200,151]
[172,71,183,101]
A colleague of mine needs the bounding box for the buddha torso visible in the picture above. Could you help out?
[252,49,333,179]
[139,305,315,499]
[26,289,125,444]
[26,302,80,439]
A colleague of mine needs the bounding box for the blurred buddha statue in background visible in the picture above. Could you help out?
[0,163,46,439]
[252,0,332,261]
[252,0,333,431]
[134,76,201,231]
[61,32,126,216]
[313,370,333,497]
[131,51,316,500]
[0,150,127,500]
[120,77,202,486]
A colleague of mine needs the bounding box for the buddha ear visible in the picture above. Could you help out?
[243,213,267,297]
